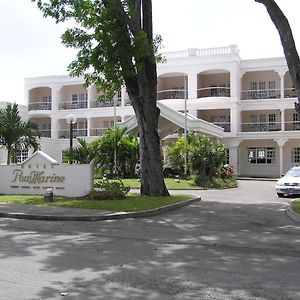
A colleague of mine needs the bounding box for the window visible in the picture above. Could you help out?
[268,81,275,90]
[292,113,300,130]
[72,93,87,102]
[259,81,266,90]
[250,82,257,91]
[42,96,51,102]
[248,147,276,164]
[13,149,29,164]
[292,148,300,164]
[269,113,276,130]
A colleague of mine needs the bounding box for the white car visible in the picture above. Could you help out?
[276,167,300,197]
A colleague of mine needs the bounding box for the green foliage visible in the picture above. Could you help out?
[91,127,139,177]
[188,132,226,178]
[93,179,130,200]
[217,164,235,178]
[192,175,237,189]
[165,137,186,176]
[0,103,40,164]
[35,0,162,99]
[64,138,95,164]
[165,132,227,178]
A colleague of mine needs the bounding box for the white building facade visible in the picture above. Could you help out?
[2,45,300,178]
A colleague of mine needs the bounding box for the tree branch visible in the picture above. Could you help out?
[109,0,140,36]
[255,0,300,109]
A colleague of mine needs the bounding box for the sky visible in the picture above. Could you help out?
[0,0,299,104]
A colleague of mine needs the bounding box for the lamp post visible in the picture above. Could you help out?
[66,114,77,164]
[113,95,117,174]
[184,76,188,176]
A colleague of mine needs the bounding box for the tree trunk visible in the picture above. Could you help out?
[116,0,169,196]
[255,0,300,113]
[135,92,169,196]
[6,147,11,165]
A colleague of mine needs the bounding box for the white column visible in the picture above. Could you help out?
[280,74,284,99]
[276,69,288,100]
[280,108,285,131]
[228,140,242,176]
[274,138,288,176]
[230,103,241,134]
[87,86,94,109]
[87,117,91,137]
[187,72,198,99]
[121,85,127,106]
[51,116,58,139]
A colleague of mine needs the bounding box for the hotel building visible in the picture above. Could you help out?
[1,45,299,178]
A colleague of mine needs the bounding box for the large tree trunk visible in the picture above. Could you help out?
[255,0,300,113]
[114,0,169,196]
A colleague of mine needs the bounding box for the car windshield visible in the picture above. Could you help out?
[285,168,300,177]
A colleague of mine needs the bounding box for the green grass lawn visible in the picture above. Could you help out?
[0,194,191,212]
[291,199,300,214]
[109,178,198,189]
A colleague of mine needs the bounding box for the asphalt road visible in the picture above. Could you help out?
[1,180,300,300]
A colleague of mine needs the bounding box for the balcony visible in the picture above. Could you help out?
[241,122,281,132]
[28,102,52,111]
[212,122,231,132]
[157,89,187,100]
[90,128,109,136]
[241,89,280,100]
[285,121,300,131]
[40,130,51,138]
[284,88,298,98]
[197,87,230,98]
[58,128,87,139]
[90,99,121,108]
[59,101,88,110]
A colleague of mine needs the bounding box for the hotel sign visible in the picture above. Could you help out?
[11,169,65,184]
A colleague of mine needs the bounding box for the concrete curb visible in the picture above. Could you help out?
[285,204,300,223]
[0,197,201,222]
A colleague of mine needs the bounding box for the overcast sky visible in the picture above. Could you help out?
[1,0,299,104]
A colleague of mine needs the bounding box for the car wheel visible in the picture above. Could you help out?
[277,192,284,198]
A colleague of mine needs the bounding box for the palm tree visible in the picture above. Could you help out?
[64,138,95,164]
[0,103,40,164]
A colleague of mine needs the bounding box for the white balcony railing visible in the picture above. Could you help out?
[241,122,281,132]
[285,121,300,131]
[197,87,230,98]
[212,122,231,132]
[58,129,88,139]
[59,101,88,110]
[241,89,280,100]
[90,127,109,136]
[39,129,51,138]
[28,102,52,111]
[90,99,121,108]
[284,88,298,98]
[163,45,238,59]
[157,89,187,100]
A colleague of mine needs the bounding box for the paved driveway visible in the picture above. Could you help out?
[1,180,300,300]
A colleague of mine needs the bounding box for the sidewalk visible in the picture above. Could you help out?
[0,197,200,221]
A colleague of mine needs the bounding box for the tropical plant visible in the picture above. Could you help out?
[0,103,40,165]
[91,127,139,178]
[33,0,169,196]
[165,132,226,178]
[64,138,95,164]
[188,132,226,178]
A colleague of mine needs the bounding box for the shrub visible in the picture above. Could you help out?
[192,174,238,189]
[92,180,130,200]
[217,164,235,178]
